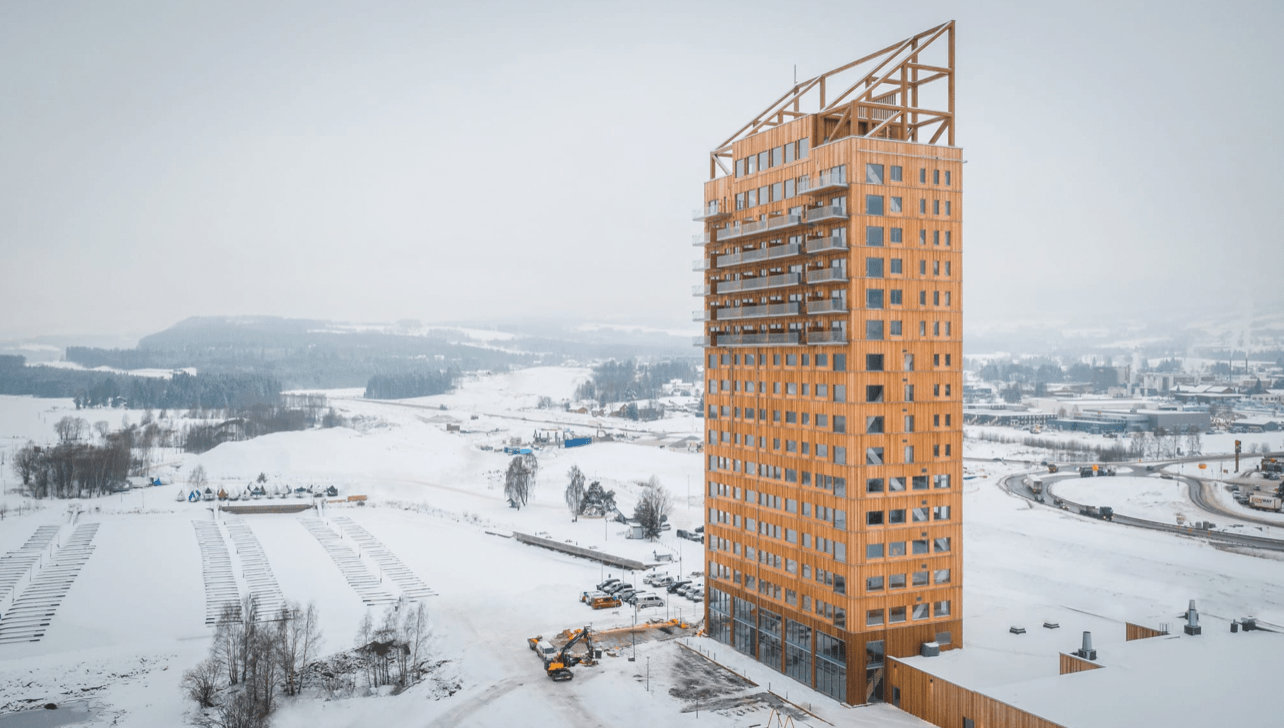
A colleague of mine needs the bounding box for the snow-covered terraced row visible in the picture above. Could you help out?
[299,518,397,606]
[0,523,98,645]
[0,524,61,609]
[193,520,239,625]
[225,519,286,618]
[332,516,436,601]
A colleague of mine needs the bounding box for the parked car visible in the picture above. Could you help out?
[651,576,675,589]
[604,582,631,594]
[643,573,669,586]
[625,591,652,604]
[634,594,665,609]
[686,588,704,602]
[616,589,637,603]
[581,590,607,604]
[666,580,692,594]
[597,578,621,591]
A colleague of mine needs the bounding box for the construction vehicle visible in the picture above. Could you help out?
[542,626,598,681]
[1047,464,1059,474]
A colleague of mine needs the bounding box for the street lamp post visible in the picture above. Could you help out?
[646,656,650,692]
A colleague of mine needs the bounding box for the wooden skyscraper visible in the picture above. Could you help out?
[696,21,961,704]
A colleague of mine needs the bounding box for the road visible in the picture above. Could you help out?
[1001,469,1284,554]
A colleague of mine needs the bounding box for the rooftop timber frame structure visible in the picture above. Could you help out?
[709,21,955,180]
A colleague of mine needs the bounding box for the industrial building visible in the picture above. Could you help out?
[696,22,962,704]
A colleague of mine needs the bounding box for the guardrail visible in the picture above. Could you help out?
[513,531,648,570]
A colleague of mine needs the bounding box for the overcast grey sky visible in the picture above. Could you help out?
[1,0,1281,340]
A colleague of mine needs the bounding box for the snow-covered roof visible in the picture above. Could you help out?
[898,611,1283,728]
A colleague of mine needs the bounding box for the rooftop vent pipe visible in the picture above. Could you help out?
[1075,630,1097,660]
[1184,600,1202,636]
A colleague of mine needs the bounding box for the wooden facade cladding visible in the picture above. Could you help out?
[1058,653,1104,675]
[1125,622,1167,641]
[887,658,1068,728]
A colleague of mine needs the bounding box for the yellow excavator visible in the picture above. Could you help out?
[543,626,598,681]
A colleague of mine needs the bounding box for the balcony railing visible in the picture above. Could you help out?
[807,299,849,315]
[799,170,848,195]
[717,213,804,241]
[693,203,730,222]
[715,272,801,294]
[714,302,802,321]
[693,284,710,296]
[693,258,709,272]
[693,335,711,347]
[804,205,849,223]
[693,310,710,322]
[692,233,711,246]
[806,236,848,254]
[716,332,801,347]
[807,330,848,345]
[807,267,849,284]
[715,243,801,268]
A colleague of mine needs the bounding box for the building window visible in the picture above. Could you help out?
[889,289,902,306]
[890,258,903,274]
[919,198,926,214]
[935,600,952,617]
[867,511,884,526]
[834,447,846,465]
[866,226,884,246]
[867,609,885,627]
[890,227,903,244]
[889,541,906,556]
[934,569,951,584]
[912,539,930,555]
[866,478,884,493]
[866,320,884,340]
[866,195,884,215]
[866,163,884,185]
[866,416,884,434]
[889,607,907,624]
[913,603,930,620]
[866,385,884,402]
[945,200,952,216]
[933,169,940,184]
[866,447,884,465]
[866,258,884,278]
[904,445,915,463]
[866,353,884,371]
[933,199,940,215]
[866,543,884,559]
[919,168,926,183]
[866,576,884,592]
[833,416,847,433]
[889,196,902,213]
[890,165,903,182]
[888,509,905,525]
[833,354,846,372]
[934,537,952,553]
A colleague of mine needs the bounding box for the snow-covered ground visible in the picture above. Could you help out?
[2,368,1283,727]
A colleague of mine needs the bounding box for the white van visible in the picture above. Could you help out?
[634,594,665,609]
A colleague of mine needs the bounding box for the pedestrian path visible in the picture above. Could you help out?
[333,517,437,601]
[0,523,99,645]
[194,520,240,625]
[299,518,397,606]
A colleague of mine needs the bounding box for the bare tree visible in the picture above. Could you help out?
[277,601,323,697]
[181,658,222,709]
[403,602,431,684]
[190,464,209,492]
[564,466,586,521]
[12,443,38,487]
[54,416,87,443]
[504,455,537,508]
[632,477,672,540]
[93,420,110,441]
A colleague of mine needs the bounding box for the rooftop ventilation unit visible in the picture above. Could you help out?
[1184,600,1202,636]
[1043,621,1060,629]
[1010,626,1026,634]
[1074,631,1097,660]
[921,641,941,657]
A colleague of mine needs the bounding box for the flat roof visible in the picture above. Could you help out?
[897,612,1282,728]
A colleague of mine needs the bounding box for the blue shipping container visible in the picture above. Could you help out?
[564,437,592,448]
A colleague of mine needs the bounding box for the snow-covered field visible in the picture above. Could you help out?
[2,368,1283,727]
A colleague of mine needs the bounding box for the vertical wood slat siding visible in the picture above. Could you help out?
[1125,622,1166,641]
[1058,653,1104,675]
[887,657,1068,728]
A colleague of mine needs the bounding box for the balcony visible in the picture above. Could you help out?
[800,170,848,195]
[715,243,802,268]
[693,310,710,322]
[807,299,849,315]
[693,335,711,347]
[693,202,730,222]
[806,267,849,284]
[804,205,849,223]
[714,302,802,321]
[806,236,848,254]
[714,272,801,294]
[716,332,801,347]
[692,233,711,247]
[717,213,804,241]
[693,258,709,272]
[807,330,848,345]
[693,284,710,296]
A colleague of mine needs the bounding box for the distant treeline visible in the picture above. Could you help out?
[0,355,280,410]
[364,370,456,400]
[574,359,699,406]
